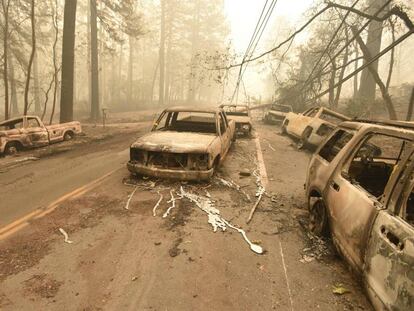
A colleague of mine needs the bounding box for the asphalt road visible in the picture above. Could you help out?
[0,123,373,311]
[0,125,146,227]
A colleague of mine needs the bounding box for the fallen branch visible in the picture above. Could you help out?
[58,228,73,244]
[247,170,266,224]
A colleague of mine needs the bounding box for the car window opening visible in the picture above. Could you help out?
[402,189,414,227]
[155,111,217,134]
[345,134,410,198]
[319,130,354,162]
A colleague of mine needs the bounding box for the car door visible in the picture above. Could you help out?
[364,149,414,311]
[307,128,354,199]
[25,117,49,147]
[218,113,230,157]
[324,132,407,273]
[287,107,318,137]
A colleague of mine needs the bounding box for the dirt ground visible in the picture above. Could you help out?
[0,122,373,311]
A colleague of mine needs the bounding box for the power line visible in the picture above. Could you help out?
[230,0,278,103]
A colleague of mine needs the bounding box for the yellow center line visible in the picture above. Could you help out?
[0,167,121,240]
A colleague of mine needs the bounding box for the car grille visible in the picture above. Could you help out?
[148,151,188,169]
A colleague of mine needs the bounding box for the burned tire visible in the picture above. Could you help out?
[309,198,329,237]
[5,142,19,155]
[63,131,74,141]
[298,127,312,149]
[281,124,287,135]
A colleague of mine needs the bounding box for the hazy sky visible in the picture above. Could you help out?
[223,0,314,100]
[224,0,314,54]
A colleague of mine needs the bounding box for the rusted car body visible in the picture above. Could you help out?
[220,104,252,136]
[0,116,82,155]
[282,106,350,148]
[127,106,236,181]
[305,119,414,310]
[263,104,293,124]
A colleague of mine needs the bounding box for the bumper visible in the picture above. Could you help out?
[127,161,214,181]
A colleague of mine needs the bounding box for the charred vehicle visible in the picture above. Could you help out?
[0,116,82,155]
[263,104,293,124]
[306,119,414,311]
[220,104,252,136]
[127,106,236,181]
[282,106,350,148]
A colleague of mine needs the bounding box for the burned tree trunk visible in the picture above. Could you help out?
[158,0,165,107]
[127,36,134,107]
[60,0,77,122]
[328,57,337,108]
[24,0,36,116]
[334,30,350,108]
[352,27,397,120]
[1,0,10,120]
[9,56,18,115]
[33,50,41,114]
[90,0,99,120]
[357,0,387,103]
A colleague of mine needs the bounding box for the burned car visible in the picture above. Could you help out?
[127,106,236,181]
[219,104,252,136]
[0,115,82,155]
[263,104,293,124]
[306,119,414,310]
[282,106,350,148]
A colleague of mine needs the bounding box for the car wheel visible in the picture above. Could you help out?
[5,143,19,155]
[309,198,330,237]
[298,127,312,149]
[63,131,73,141]
[281,124,287,135]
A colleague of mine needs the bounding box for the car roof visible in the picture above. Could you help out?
[340,119,414,137]
[0,115,37,125]
[219,104,248,108]
[164,106,221,113]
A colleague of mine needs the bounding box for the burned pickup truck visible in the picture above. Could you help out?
[263,103,293,125]
[306,119,414,310]
[0,115,82,155]
[220,104,252,136]
[127,106,236,181]
[282,106,350,148]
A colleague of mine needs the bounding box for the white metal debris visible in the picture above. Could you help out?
[163,190,178,218]
[125,186,139,210]
[178,187,263,254]
[152,191,163,216]
[58,228,73,244]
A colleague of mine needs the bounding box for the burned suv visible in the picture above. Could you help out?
[127,106,236,181]
[305,119,414,311]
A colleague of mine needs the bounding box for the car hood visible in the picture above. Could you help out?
[131,131,217,153]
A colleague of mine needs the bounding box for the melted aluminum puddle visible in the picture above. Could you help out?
[178,186,263,254]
